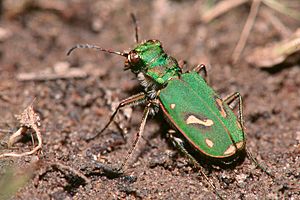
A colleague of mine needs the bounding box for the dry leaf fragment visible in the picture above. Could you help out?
[15,104,41,129]
[0,103,42,158]
[246,29,300,68]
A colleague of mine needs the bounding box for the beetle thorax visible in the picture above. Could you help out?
[125,39,182,91]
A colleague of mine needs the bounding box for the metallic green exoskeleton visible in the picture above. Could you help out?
[67,18,271,199]
[125,39,245,160]
[68,40,245,160]
[159,71,245,159]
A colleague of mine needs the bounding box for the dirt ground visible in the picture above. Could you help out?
[0,0,299,199]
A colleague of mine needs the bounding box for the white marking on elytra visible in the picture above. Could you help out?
[205,138,214,148]
[223,144,236,155]
[216,98,227,118]
[170,104,176,109]
[186,115,214,126]
[235,141,244,149]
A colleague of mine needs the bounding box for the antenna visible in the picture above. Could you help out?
[67,44,128,57]
[130,13,139,44]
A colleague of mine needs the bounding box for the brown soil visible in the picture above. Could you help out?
[0,1,299,199]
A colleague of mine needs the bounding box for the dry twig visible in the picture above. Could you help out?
[34,161,91,187]
[17,66,88,81]
[262,0,300,21]
[246,28,300,67]
[232,0,262,63]
[201,0,299,65]
[201,0,248,23]
[260,8,291,38]
[51,162,91,183]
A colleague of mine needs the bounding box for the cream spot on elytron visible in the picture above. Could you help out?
[216,98,227,118]
[186,115,214,126]
[170,104,176,109]
[223,144,236,155]
[205,138,214,148]
[235,141,244,149]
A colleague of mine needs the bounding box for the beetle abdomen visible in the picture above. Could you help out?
[159,72,245,158]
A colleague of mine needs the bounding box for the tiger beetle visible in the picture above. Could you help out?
[67,14,274,199]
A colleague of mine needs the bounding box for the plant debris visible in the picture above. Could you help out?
[0,103,42,158]
[246,28,300,68]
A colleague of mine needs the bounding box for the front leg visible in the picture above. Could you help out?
[87,92,146,141]
[117,103,151,171]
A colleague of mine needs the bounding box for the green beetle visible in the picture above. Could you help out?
[67,17,271,199]
[68,39,246,163]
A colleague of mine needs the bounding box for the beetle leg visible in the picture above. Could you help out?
[167,132,224,200]
[223,92,244,130]
[224,94,275,179]
[193,64,208,82]
[117,103,151,171]
[87,92,146,141]
[246,148,274,178]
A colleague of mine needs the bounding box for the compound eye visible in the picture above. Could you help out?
[129,51,140,65]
